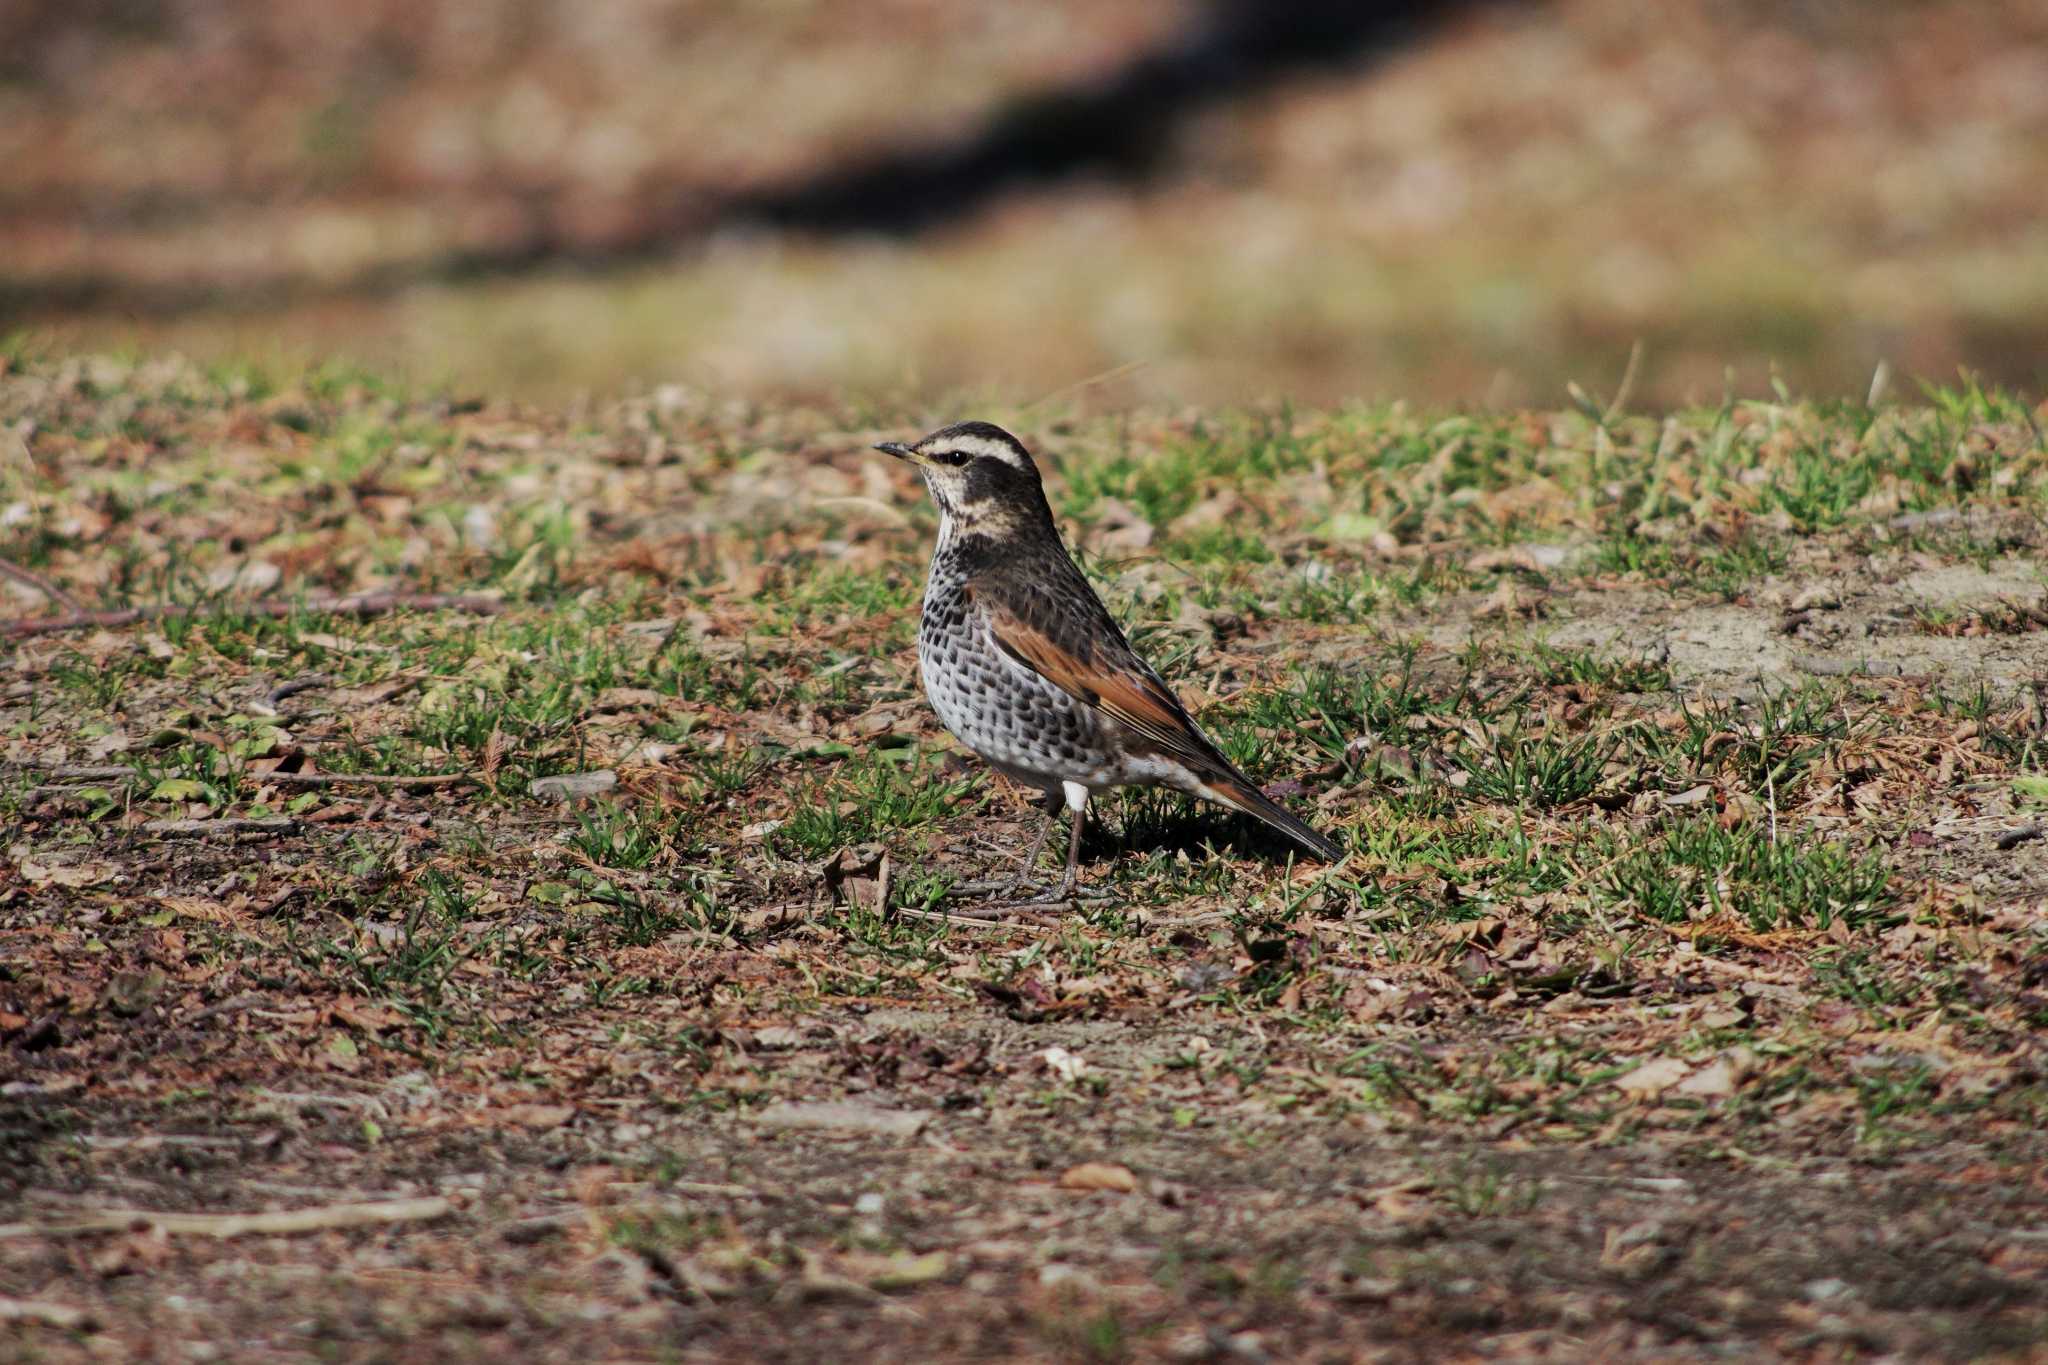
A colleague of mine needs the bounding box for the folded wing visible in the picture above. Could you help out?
[968,577,1224,777]
[965,573,1343,862]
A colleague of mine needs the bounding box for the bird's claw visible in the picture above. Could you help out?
[942,876,1034,899]
[942,878,1113,913]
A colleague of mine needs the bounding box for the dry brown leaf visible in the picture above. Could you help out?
[1474,578,1549,620]
[498,1103,577,1129]
[481,721,508,782]
[1057,1162,1138,1194]
[1612,1057,1691,1098]
[329,1000,402,1033]
[1085,497,1156,553]
[1675,1058,1738,1098]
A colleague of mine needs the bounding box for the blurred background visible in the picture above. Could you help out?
[3,0,2045,409]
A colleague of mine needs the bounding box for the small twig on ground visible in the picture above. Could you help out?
[500,1211,586,1244]
[79,1135,250,1152]
[255,887,306,916]
[0,1296,97,1331]
[0,1196,452,1241]
[247,1089,392,1121]
[890,905,1040,931]
[672,1181,762,1199]
[266,673,332,704]
[0,558,82,613]
[180,992,269,1026]
[1022,358,1150,411]
[2000,596,2048,629]
[254,770,476,790]
[141,817,299,836]
[1145,911,1235,932]
[2,590,506,640]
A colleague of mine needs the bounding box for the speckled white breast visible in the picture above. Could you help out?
[917,555,1145,796]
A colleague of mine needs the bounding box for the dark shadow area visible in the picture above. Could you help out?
[738,0,1464,236]
[0,1095,66,1202]
[1102,788,1331,870]
[2,0,1471,320]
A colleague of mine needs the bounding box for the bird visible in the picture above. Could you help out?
[875,420,1342,907]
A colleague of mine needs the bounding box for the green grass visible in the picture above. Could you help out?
[1530,644,1672,694]
[287,868,483,1036]
[1275,560,1459,624]
[1591,528,1787,599]
[569,801,678,871]
[1058,416,1325,530]
[1438,1157,1548,1217]
[1457,719,1615,809]
[1667,682,1855,796]
[1599,817,1890,931]
[1925,683,2045,769]
[8,346,2048,1362]
[5,355,2043,1122]
[1218,652,1470,763]
[770,565,920,634]
[777,750,982,859]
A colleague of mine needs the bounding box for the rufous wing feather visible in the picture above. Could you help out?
[972,581,1343,862]
[974,587,1215,773]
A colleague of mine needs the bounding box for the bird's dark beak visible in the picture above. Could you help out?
[877,440,932,470]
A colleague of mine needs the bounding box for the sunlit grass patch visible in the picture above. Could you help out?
[1057,415,1327,529]
[1598,816,1889,931]
[1922,683,2046,769]
[1529,643,1672,694]
[1456,718,1617,809]
[1210,653,1472,771]
[1911,599,2048,638]
[568,800,681,872]
[1660,681,1857,797]
[1165,524,1277,565]
[10,349,2048,1363]
[1273,559,1463,624]
[284,866,496,1037]
[648,637,773,710]
[2,358,2040,1103]
[776,750,982,859]
[765,564,920,634]
[1591,528,1787,599]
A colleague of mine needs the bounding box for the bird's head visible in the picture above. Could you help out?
[875,421,1054,536]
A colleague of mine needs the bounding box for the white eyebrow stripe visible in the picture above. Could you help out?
[923,434,1028,466]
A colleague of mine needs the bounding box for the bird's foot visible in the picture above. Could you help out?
[989,883,1114,912]
[942,877,1113,914]
[943,875,1037,900]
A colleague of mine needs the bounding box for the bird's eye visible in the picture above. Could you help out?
[936,450,969,467]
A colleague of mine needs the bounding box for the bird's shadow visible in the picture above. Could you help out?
[1093,789,1324,868]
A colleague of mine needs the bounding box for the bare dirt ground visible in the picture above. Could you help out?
[3,354,2047,1361]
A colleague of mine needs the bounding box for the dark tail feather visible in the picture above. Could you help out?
[1203,776,1344,862]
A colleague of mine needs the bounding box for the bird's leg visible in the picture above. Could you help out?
[993,783,1111,909]
[1050,794,1085,900]
[945,790,1060,899]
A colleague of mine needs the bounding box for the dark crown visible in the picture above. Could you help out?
[920,420,1030,456]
